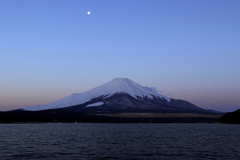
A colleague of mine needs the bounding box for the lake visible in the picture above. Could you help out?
[0,123,239,160]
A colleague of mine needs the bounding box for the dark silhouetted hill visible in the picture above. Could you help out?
[220,109,240,124]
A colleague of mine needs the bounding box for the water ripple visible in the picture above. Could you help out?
[0,123,239,160]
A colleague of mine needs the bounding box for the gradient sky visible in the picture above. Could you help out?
[1,0,239,112]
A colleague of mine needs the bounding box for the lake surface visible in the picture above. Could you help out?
[0,123,239,160]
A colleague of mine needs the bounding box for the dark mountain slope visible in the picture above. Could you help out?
[62,93,220,114]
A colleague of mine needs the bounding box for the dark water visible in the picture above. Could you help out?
[0,123,239,160]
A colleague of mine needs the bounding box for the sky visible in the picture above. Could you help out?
[0,0,239,112]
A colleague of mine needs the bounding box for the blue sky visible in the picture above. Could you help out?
[0,0,239,112]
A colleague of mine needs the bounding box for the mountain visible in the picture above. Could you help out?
[23,78,219,114]
[220,109,240,124]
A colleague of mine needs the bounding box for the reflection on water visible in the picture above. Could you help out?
[0,123,239,160]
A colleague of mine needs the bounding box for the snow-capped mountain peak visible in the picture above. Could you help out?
[89,78,169,100]
[24,78,170,111]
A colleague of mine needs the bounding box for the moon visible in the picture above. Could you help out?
[87,11,90,15]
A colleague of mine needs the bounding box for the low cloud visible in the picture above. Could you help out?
[143,86,164,94]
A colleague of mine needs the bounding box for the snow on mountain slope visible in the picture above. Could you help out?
[86,102,104,107]
[23,78,170,111]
